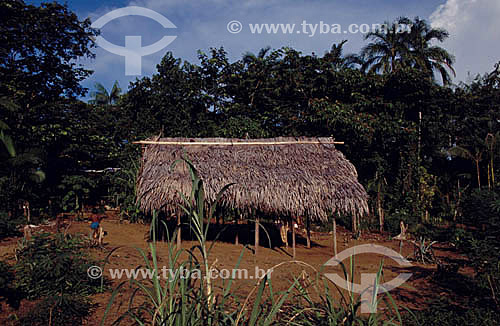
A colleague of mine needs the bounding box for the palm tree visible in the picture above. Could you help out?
[360,17,412,74]
[89,81,122,105]
[322,40,363,70]
[241,47,273,107]
[242,46,272,66]
[361,17,455,84]
[406,17,455,85]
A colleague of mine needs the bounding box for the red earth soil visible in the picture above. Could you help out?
[0,213,473,325]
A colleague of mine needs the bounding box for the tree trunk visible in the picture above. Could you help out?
[377,183,384,233]
[476,159,481,189]
[25,201,30,223]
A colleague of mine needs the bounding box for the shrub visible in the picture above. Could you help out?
[0,211,22,239]
[385,209,417,236]
[461,188,499,227]
[0,260,24,310]
[404,298,500,326]
[18,294,94,326]
[14,232,103,299]
[459,188,500,309]
[450,227,474,250]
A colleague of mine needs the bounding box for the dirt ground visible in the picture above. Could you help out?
[0,213,473,325]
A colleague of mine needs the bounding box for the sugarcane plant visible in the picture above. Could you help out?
[174,157,235,310]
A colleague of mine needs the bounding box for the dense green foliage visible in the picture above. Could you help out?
[18,294,94,326]
[0,232,103,324]
[0,0,99,220]
[404,298,500,326]
[453,188,500,310]
[0,260,23,311]
[14,233,103,299]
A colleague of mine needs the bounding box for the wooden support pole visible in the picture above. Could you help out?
[292,219,296,259]
[352,214,357,237]
[255,216,259,256]
[306,216,311,249]
[333,217,337,257]
[177,214,181,248]
[134,140,345,146]
[285,221,289,248]
[235,215,240,245]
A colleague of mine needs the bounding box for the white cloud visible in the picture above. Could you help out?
[430,0,500,82]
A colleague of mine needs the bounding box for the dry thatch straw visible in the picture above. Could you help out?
[136,137,368,223]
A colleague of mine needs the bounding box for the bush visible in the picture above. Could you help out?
[0,211,22,239]
[411,223,454,242]
[0,260,24,310]
[404,298,500,326]
[385,209,417,235]
[18,294,94,326]
[459,188,500,307]
[14,232,103,299]
[461,188,499,227]
[450,227,474,249]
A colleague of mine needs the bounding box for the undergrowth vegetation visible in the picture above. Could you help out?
[14,233,104,299]
[0,232,104,325]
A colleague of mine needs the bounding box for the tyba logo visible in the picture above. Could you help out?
[91,6,177,75]
[324,244,412,313]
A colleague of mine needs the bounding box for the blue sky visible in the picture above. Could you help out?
[27,0,500,99]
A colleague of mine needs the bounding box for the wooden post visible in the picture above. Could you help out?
[352,214,358,237]
[292,218,296,259]
[235,216,240,245]
[255,216,259,256]
[333,217,337,256]
[177,214,181,248]
[285,221,289,248]
[306,216,311,249]
[26,201,30,224]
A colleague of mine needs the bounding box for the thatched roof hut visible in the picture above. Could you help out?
[136,137,368,223]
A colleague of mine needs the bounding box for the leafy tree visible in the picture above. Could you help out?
[0,0,97,214]
[0,0,97,103]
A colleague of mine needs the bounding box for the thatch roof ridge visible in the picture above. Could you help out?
[136,136,368,222]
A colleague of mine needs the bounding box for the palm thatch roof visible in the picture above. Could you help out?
[136,137,368,222]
